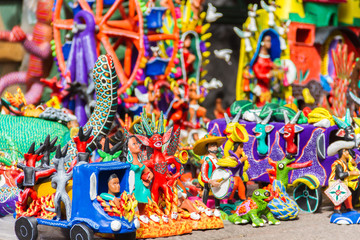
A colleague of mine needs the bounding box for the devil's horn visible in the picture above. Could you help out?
[283,111,290,124]
[350,91,360,106]
[61,144,68,157]
[44,135,50,146]
[50,136,58,147]
[28,142,36,154]
[104,138,110,153]
[224,113,231,125]
[110,141,123,155]
[55,145,62,159]
[232,109,242,123]
[290,111,302,124]
[345,108,352,126]
[35,144,45,155]
[262,110,273,125]
[333,115,348,129]
[254,113,262,124]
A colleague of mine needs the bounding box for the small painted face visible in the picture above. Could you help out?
[253,189,273,202]
[236,143,244,155]
[173,86,180,96]
[207,143,218,152]
[184,36,192,48]
[128,137,141,154]
[108,177,120,196]
[150,134,163,149]
[262,35,272,50]
[283,124,294,139]
[190,82,197,90]
[148,83,154,91]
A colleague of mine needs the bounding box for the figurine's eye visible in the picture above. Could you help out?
[264,191,270,197]
[278,163,284,170]
[254,191,260,196]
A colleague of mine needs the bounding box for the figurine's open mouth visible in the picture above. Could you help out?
[264,195,274,202]
[284,132,290,138]
[154,141,162,148]
[255,132,261,137]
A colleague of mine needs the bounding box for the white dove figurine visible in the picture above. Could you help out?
[260,0,276,27]
[248,4,258,32]
[214,49,233,65]
[234,27,253,52]
[206,3,223,22]
[202,78,223,90]
[274,20,291,50]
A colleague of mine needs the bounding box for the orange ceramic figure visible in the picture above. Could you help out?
[188,80,207,124]
[0,0,53,104]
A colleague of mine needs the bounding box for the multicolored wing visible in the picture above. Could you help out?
[164,127,180,156]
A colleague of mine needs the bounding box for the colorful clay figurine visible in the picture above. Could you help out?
[214,49,233,65]
[267,155,313,189]
[328,149,360,214]
[188,79,207,124]
[136,112,182,204]
[193,134,226,206]
[223,111,248,157]
[126,135,153,212]
[224,142,248,202]
[279,111,304,155]
[260,0,277,27]
[15,160,139,240]
[327,110,356,157]
[16,143,56,212]
[265,155,312,220]
[50,145,72,221]
[234,27,253,54]
[251,33,279,106]
[100,174,122,207]
[228,189,280,227]
[168,82,188,128]
[182,35,196,75]
[96,137,123,162]
[0,0,53,104]
[39,135,58,168]
[205,3,223,23]
[253,111,274,155]
[247,4,258,33]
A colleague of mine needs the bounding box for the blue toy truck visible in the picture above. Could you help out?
[14,161,139,240]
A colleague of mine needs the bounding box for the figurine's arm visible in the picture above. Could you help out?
[16,172,25,186]
[23,39,52,59]
[172,99,184,109]
[335,164,350,180]
[168,157,182,181]
[35,168,56,181]
[189,90,204,101]
[142,159,155,169]
[66,171,73,181]
[0,31,10,41]
[200,159,211,183]
[264,207,280,225]
[0,26,26,42]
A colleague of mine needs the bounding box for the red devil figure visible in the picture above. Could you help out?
[279,111,304,155]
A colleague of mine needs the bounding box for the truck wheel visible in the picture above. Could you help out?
[14,217,38,240]
[70,223,94,240]
[114,232,136,240]
[293,183,322,213]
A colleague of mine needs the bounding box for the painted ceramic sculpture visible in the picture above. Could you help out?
[228,189,280,227]
[0,0,54,104]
